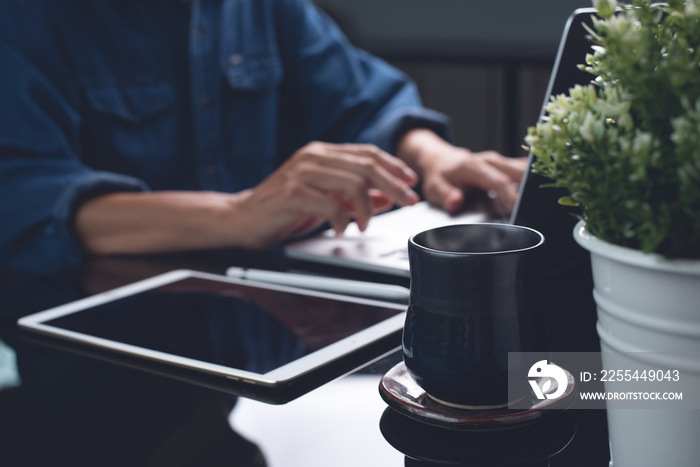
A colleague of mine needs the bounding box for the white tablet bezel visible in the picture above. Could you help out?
[17,269,406,389]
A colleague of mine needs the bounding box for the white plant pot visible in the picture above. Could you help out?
[573,221,700,467]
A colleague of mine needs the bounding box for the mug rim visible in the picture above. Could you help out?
[408,223,545,256]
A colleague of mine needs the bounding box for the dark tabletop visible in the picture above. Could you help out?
[0,252,610,467]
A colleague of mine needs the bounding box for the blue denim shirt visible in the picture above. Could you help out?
[0,0,450,273]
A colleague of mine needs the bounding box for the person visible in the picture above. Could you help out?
[0,0,527,274]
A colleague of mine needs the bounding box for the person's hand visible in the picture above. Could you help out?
[74,142,418,255]
[420,147,527,215]
[396,129,528,214]
[230,141,420,249]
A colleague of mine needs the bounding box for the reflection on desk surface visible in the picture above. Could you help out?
[231,374,403,466]
[0,260,610,466]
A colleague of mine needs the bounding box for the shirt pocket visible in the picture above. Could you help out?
[222,53,283,92]
[82,82,180,184]
[85,82,175,123]
[222,54,283,170]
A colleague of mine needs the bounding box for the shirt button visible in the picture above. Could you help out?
[227,54,244,66]
[199,93,211,107]
[205,165,218,179]
[193,26,203,38]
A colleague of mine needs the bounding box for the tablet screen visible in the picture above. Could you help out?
[19,271,405,390]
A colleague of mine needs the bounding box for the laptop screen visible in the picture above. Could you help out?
[511,8,601,352]
[511,8,597,273]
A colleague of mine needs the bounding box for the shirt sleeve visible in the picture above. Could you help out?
[274,0,452,155]
[0,6,149,274]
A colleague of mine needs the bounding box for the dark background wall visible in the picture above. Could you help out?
[315,0,592,157]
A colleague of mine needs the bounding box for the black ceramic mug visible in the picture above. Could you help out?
[403,223,548,408]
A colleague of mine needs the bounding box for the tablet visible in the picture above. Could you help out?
[17,269,406,404]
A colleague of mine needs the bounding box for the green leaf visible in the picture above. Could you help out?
[558,196,580,206]
[523,0,700,259]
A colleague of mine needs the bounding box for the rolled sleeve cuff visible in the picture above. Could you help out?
[51,171,150,262]
[370,107,453,154]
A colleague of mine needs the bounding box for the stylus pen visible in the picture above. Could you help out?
[225,267,410,303]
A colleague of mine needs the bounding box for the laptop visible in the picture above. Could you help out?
[286,8,597,279]
[286,200,493,277]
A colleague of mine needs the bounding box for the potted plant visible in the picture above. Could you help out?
[524,1,700,466]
